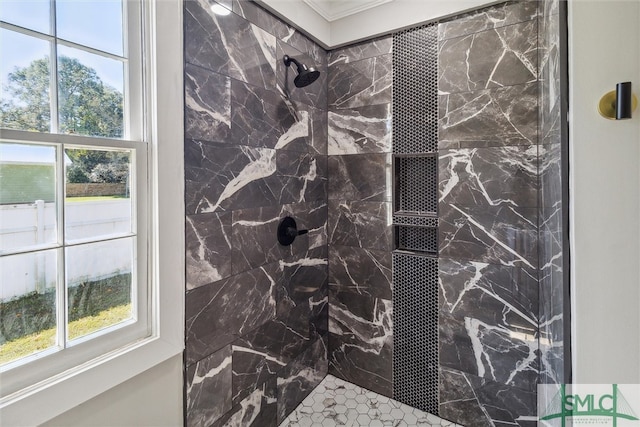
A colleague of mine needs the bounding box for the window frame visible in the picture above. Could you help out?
[0,0,184,424]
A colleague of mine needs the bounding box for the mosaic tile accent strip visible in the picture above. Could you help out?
[280,375,461,427]
[392,253,439,414]
[393,24,438,154]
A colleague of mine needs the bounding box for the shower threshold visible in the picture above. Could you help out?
[279,375,462,427]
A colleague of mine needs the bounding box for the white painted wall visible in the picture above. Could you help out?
[569,0,640,384]
[41,355,184,427]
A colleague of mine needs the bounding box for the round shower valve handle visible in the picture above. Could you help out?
[277,216,308,246]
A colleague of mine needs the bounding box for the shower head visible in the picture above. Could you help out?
[283,55,320,88]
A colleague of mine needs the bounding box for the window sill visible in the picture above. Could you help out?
[0,336,183,426]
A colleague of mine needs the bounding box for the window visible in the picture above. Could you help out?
[0,0,181,414]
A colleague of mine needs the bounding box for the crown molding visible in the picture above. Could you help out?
[301,0,393,22]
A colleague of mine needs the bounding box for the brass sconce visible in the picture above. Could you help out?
[598,82,637,120]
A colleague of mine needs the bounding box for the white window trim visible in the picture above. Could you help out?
[0,0,184,424]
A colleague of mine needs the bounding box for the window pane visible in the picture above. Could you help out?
[66,238,133,341]
[0,30,51,133]
[0,0,51,34]
[57,45,124,138]
[0,143,58,252]
[56,0,123,56]
[0,249,58,366]
[64,148,132,242]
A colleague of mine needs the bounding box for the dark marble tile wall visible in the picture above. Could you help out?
[183,1,328,425]
[326,36,395,398]
[437,2,542,425]
[538,0,566,413]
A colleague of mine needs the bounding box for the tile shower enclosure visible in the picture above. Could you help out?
[182,1,567,426]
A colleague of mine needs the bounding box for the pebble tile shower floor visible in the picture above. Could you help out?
[279,375,463,427]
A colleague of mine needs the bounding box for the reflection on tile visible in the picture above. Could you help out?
[232,0,290,40]
[211,378,278,427]
[185,263,277,364]
[328,154,391,202]
[277,337,328,423]
[281,375,461,427]
[439,83,538,148]
[184,140,279,214]
[328,55,393,109]
[438,1,538,41]
[186,212,232,290]
[439,313,538,392]
[439,258,538,330]
[439,146,538,208]
[186,346,233,427]
[185,0,276,89]
[328,104,392,155]
[439,204,538,273]
[232,319,310,404]
[329,245,392,300]
[185,64,231,144]
[329,288,393,397]
[328,36,393,66]
[439,20,538,94]
[328,200,393,251]
[439,368,537,427]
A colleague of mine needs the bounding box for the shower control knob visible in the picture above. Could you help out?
[277,216,308,246]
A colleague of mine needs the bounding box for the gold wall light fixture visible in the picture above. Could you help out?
[598,82,637,120]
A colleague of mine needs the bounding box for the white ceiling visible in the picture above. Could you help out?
[301,0,394,22]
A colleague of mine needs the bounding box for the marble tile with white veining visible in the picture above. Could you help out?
[185,0,276,89]
[439,258,538,331]
[186,346,233,427]
[328,153,392,202]
[230,79,305,150]
[327,36,393,66]
[232,0,290,40]
[439,20,538,95]
[539,143,562,226]
[185,263,278,364]
[310,107,328,156]
[184,63,231,144]
[231,318,311,404]
[328,54,393,110]
[328,287,393,397]
[438,1,539,41]
[231,205,301,274]
[538,11,561,146]
[439,146,538,208]
[439,312,539,392]
[184,140,279,214]
[328,200,393,251]
[211,377,278,427]
[277,337,329,423]
[186,212,232,290]
[277,151,327,205]
[277,256,328,311]
[280,26,326,67]
[438,203,538,273]
[439,82,538,149]
[283,201,329,254]
[439,367,537,427]
[329,245,392,300]
[328,104,392,155]
[277,40,328,111]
